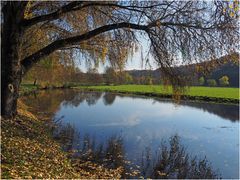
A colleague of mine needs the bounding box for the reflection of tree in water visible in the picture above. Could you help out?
[53,123,219,179]
[180,101,239,122]
[53,122,134,178]
[141,135,219,179]
[21,90,237,122]
[53,123,77,152]
[62,91,103,107]
[85,92,102,106]
[62,92,85,107]
[21,90,103,114]
[103,93,116,105]
[20,89,78,114]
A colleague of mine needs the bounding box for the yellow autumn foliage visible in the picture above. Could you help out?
[24,1,33,19]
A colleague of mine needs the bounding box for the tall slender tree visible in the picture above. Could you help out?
[1,1,238,118]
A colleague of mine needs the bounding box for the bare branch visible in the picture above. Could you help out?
[22,1,164,27]
[22,1,83,27]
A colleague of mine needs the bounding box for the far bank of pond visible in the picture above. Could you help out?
[74,85,239,104]
[20,84,239,104]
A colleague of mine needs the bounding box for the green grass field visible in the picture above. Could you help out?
[75,85,239,100]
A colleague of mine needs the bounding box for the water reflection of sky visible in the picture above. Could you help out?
[55,93,239,178]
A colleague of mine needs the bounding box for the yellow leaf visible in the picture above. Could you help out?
[230,11,235,17]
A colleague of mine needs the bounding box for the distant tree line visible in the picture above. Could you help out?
[198,75,230,87]
[23,63,162,86]
[23,60,233,87]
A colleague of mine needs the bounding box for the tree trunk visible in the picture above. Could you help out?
[33,79,37,86]
[1,3,25,118]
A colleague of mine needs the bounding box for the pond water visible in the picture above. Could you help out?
[21,89,239,178]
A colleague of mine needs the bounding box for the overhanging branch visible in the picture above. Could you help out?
[21,22,150,74]
[21,18,221,75]
[22,2,164,27]
[22,1,82,27]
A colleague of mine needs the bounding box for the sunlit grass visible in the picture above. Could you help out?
[20,83,239,101]
[76,85,239,100]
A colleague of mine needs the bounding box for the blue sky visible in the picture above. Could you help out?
[76,36,157,73]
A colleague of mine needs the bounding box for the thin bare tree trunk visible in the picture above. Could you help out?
[33,79,37,86]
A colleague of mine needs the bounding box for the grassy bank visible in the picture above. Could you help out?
[19,83,76,96]
[75,85,239,104]
[19,84,38,95]
[20,83,239,103]
[1,101,122,179]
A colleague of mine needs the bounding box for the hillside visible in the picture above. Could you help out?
[126,53,239,87]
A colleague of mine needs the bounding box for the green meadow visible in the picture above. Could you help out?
[76,85,239,100]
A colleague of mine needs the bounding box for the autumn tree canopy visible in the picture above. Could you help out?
[1,1,239,118]
[18,1,239,73]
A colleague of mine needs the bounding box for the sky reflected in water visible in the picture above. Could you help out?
[21,89,239,178]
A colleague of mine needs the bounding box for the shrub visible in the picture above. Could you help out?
[199,76,205,86]
[207,79,217,87]
[219,76,229,86]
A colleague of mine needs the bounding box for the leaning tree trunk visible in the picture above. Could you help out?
[1,3,25,118]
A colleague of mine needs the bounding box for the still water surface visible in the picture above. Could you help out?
[22,89,239,178]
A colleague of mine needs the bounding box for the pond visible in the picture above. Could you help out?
[21,89,239,178]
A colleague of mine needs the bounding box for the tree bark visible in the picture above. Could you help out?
[1,2,25,118]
